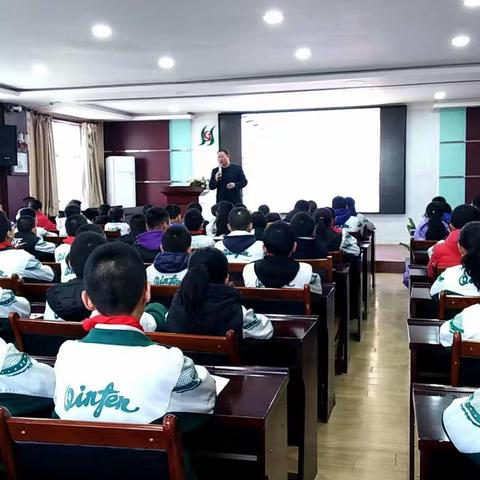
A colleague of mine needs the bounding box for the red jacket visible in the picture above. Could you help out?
[36,211,56,231]
[427,229,461,278]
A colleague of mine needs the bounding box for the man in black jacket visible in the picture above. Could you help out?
[209,149,248,204]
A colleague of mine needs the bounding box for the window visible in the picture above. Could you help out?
[52,120,85,209]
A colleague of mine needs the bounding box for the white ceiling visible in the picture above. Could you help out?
[2,0,480,118]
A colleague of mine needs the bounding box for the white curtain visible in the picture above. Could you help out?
[81,122,105,207]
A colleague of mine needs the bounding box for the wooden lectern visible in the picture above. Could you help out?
[163,185,205,213]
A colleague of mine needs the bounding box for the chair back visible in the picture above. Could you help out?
[0,275,22,292]
[298,257,333,283]
[410,239,437,265]
[0,409,185,480]
[328,251,344,264]
[149,285,180,307]
[227,262,247,286]
[42,262,62,277]
[451,333,480,386]
[46,236,66,246]
[438,292,480,320]
[106,230,121,240]
[432,264,447,280]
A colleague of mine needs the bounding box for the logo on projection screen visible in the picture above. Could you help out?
[200,126,215,146]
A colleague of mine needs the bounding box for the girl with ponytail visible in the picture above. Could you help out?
[314,208,342,252]
[415,202,449,241]
[166,248,273,339]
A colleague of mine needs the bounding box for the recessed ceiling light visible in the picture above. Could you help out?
[92,24,112,39]
[168,104,180,113]
[295,47,311,60]
[158,56,175,69]
[263,10,284,25]
[451,35,470,47]
[434,91,447,100]
[32,63,48,76]
[464,0,480,7]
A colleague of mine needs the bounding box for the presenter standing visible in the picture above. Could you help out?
[209,149,248,204]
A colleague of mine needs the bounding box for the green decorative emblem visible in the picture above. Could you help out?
[200,126,215,146]
[459,272,473,286]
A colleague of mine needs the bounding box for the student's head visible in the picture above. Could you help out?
[266,212,281,224]
[179,248,229,317]
[65,203,81,218]
[129,214,146,234]
[166,204,182,223]
[252,211,267,229]
[0,212,13,242]
[345,197,357,215]
[258,204,270,216]
[314,208,335,240]
[69,199,82,207]
[68,232,107,278]
[228,207,252,232]
[451,205,480,230]
[76,223,107,237]
[184,209,204,232]
[18,208,37,220]
[327,207,336,223]
[308,201,317,214]
[145,207,169,231]
[22,196,35,208]
[82,242,149,318]
[161,225,191,253]
[291,212,315,238]
[472,196,480,209]
[263,221,296,257]
[142,204,153,215]
[294,200,310,212]
[215,201,234,236]
[98,204,111,217]
[217,148,231,168]
[211,204,218,218]
[332,196,347,210]
[432,196,447,204]
[187,202,202,213]
[16,216,35,234]
[65,214,88,237]
[425,202,448,241]
[109,206,124,223]
[28,199,42,212]
[459,222,480,290]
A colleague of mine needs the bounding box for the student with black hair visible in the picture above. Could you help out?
[57,202,82,236]
[258,204,270,216]
[105,206,130,236]
[431,221,480,297]
[332,196,352,227]
[243,221,322,293]
[76,223,107,237]
[0,212,54,282]
[166,204,182,224]
[94,204,111,225]
[215,207,264,263]
[147,226,191,286]
[166,248,273,339]
[135,207,170,262]
[473,196,480,210]
[308,200,317,215]
[414,201,449,241]
[212,200,234,237]
[28,199,57,231]
[14,215,56,260]
[119,214,146,245]
[285,199,310,223]
[327,207,342,234]
[55,214,88,282]
[186,202,202,213]
[54,242,216,424]
[266,212,281,225]
[314,208,342,252]
[184,209,214,249]
[290,211,327,259]
[142,204,153,215]
[251,211,267,241]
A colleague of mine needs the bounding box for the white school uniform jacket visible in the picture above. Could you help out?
[439,304,480,346]
[54,243,76,283]
[243,261,322,294]
[54,325,216,423]
[430,265,480,297]
[190,235,215,249]
[0,288,31,318]
[146,264,187,287]
[104,222,131,236]
[0,248,54,282]
[215,230,265,263]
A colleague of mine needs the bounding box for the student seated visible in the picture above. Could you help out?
[119,214,146,245]
[431,222,480,298]
[332,196,352,227]
[94,203,111,225]
[266,212,281,225]
[14,215,56,261]
[314,208,342,252]
[55,214,88,283]
[76,223,107,237]
[183,209,214,249]
[414,201,449,241]
[29,199,56,231]
[215,207,264,263]
[166,204,182,224]
[428,205,480,278]
[243,221,322,293]
[285,199,310,223]
[308,200,317,215]
[0,212,54,282]
[0,286,31,318]
[135,207,170,263]
[290,211,327,260]
[104,206,130,236]
[345,197,375,234]
[147,226,191,286]
[166,248,273,339]
[186,202,202,213]
[327,207,342,234]
[439,304,480,346]
[432,196,453,224]
[251,211,267,241]
[0,337,55,416]
[340,217,361,257]
[258,204,270,216]
[212,201,234,237]
[57,202,82,237]
[54,242,216,424]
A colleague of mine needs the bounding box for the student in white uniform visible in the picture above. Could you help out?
[166,247,273,339]
[54,242,216,425]
[57,203,81,237]
[215,207,264,263]
[183,209,214,249]
[104,206,130,236]
[147,226,190,286]
[0,287,31,318]
[0,212,54,283]
[14,215,55,260]
[439,304,480,346]
[431,221,480,298]
[243,221,322,294]
[55,214,88,283]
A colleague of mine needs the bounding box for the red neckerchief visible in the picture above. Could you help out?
[63,236,75,245]
[82,314,144,332]
[0,241,13,250]
[189,229,204,236]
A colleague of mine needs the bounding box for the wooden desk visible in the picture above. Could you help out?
[410,285,433,318]
[359,241,373,320]
[333,264,351,372]
[410,265,430,285]
[413,384,479,480]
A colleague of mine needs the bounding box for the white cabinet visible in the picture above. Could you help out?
[106,156,136,207]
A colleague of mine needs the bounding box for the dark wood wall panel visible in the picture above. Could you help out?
[136,184,167,207]
[466,177,480,204]
[104,121,169,151]
[135,152,170,181]
[466,142,480,176]
[466,107,480,141]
